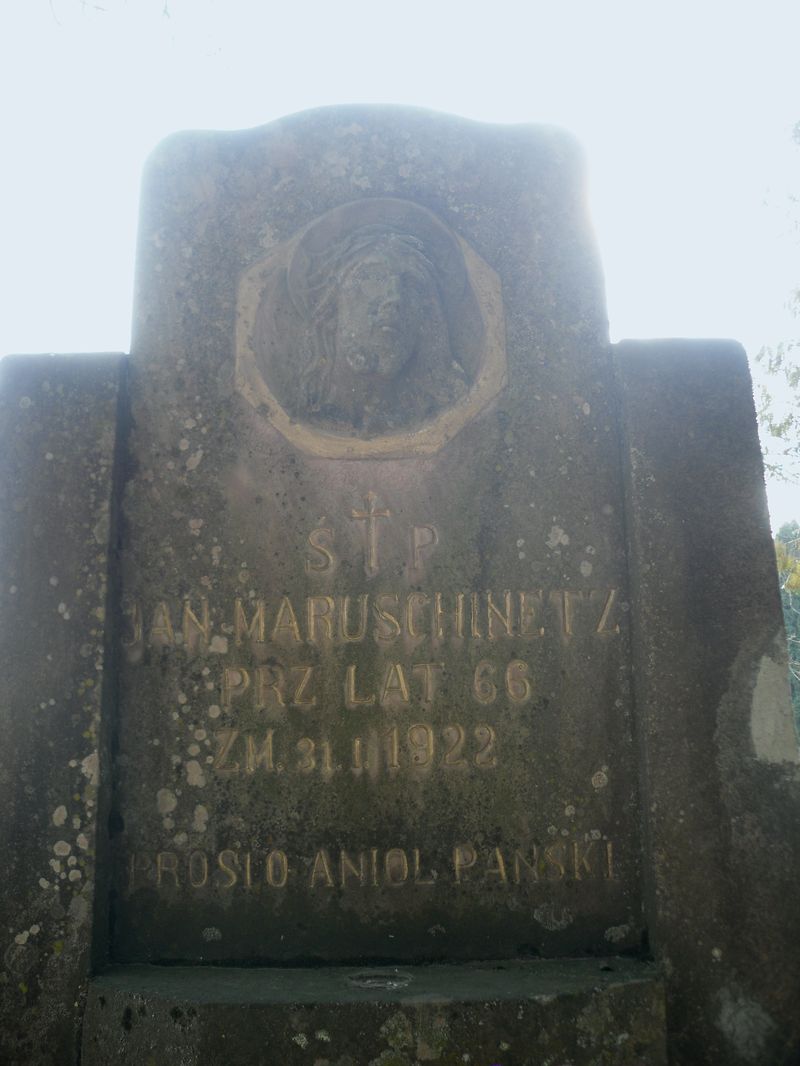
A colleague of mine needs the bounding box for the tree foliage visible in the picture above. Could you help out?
[757,124,800,737]
[775,521,800,734]
[756,122,800,483]
[756,303,800,483]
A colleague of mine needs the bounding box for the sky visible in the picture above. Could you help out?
[1,0,798,525]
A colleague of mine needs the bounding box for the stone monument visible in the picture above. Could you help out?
[1,107,798,1065]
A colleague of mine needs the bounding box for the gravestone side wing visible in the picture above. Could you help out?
[615,339,800,1065]
[0,354,125,1065]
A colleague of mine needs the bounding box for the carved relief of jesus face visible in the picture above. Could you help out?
[333,246,432,380]
[240,198,505,455]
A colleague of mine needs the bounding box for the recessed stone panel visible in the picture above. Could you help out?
[111,109,642,963]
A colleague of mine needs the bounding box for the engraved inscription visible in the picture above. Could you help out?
[210,724,500,778]
[124,587,623,657]
[209,657,546,711]
[412,524,439,569]
[473,660,532,704]
[120,473,630,955]
[351,492,391,577]
[129,838,617,893]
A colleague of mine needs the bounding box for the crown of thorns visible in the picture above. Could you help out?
[286,200,467,326]
[289,225,439,324]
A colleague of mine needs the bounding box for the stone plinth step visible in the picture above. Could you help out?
[82,957,665,1065]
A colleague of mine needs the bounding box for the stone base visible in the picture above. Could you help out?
[81,958,665,1065]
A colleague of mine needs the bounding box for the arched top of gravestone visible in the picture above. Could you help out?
[131,106,609,429]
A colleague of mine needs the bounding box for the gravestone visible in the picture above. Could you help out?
[1,107,799,1066]
[114,111,640,967]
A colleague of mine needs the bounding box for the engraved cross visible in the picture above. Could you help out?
[351,492,391,576]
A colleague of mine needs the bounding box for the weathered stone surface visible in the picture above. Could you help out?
[615,339,800,1065]
[82,958,667,1065]
[6,111,799,1066]
[0,354,125,1065]
[112,108,642,964]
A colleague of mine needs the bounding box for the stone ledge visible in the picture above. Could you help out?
[82,958,666,1064]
